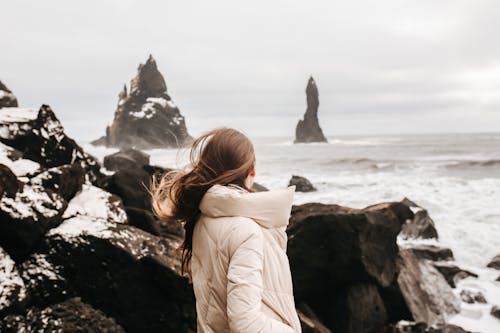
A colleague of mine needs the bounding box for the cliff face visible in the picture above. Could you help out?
[294,76,327,143]
[92,55,192,149]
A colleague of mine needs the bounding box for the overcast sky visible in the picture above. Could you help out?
[1,0,500,141]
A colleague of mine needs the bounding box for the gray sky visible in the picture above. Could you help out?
[1,0,500,141]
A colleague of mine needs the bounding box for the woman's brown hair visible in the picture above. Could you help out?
[150,128,256,275]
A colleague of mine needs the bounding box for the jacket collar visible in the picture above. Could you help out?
[199,184,296,229]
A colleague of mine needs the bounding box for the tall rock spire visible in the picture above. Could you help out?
[294,76,327,143]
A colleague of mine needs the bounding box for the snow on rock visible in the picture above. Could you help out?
[0,104,104,184]
[0,247,27,314]
[61,183,127,224]
[0,142,41,177]
[1,297,125,332]
[0,81,19,108]
[0,164,67,262]
[22,217,194,332]
[29,163,85,201]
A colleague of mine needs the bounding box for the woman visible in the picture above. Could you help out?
[151,128,301,333]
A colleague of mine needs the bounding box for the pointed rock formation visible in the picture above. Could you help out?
[0,81,18,108]
[92,55,192,149]
[295,76,327,143]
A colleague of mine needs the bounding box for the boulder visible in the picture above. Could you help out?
[385,322,472,333]
[296,303,332,333]
[1,297,124,333]
[432,262,478,288]
[400,198,438,239]
[101,166,153,210]
[289,175,317,192]
[21,215,195,332]
[125,206,184,239]
[0,105,103,183]
[61,183,127,224]
[326,283,388,333]
[101,164,170,211]
[491,305,500,319]
[396,249,460,325]
[287,201,412,329]
[406,245,454,262]
[487,254,500,270]
[0,164,20,198]
[0,164,67,262]
[0,142,41,177]
[0,81,18,108]
[92,55,192,149]
[294,76,327,143]
[103,148,150,172]
[29,163,86,201]
[0,247,28,316]
[459,289,486,304]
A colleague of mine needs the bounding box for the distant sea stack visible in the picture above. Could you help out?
[92,55,192,149]
[294,76,327,143]
[0,81,18,108]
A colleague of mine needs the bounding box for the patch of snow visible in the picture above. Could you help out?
[0,142,41,176]
[62,183,127,223]
[0,247,26,311]
[0,90,15,101]
[146,97,167,108]
[0,184,65,221]
[42,118,65,142]
[0,108,38,123]
[171,115,183,126]
[48,215,175,264]
[22,253,64,282]
[130,97,168,119]
[166,100,177,108]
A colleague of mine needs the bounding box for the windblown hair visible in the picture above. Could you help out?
[150,128,256,275]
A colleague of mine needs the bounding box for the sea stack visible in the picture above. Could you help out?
[0,81,18,108]
[294,76,327,143]
[92,55,192,149]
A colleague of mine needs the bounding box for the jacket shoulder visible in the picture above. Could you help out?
[223,216,264,255]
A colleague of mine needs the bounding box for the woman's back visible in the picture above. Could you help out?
[191,184,301,333]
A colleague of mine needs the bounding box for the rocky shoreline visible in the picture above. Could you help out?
[1,81,499,332]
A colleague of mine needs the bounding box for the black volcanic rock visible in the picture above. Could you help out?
[407,245,454,262]
[29,164,86,201]
[432,262,478,288]
[0,81,18,108]
[1,297,125,333]
[0,105,103,184]
[92,55,192,149]
[289,175,317,192]
[487,254,500,270]
[400,198,438,239]
[21,215,195,332]
[0,164,67,262]
[396,249,460,324]
[0,246,28,316]
[287,201,413,330]
[295,76,327,143]
[103,148,150,172]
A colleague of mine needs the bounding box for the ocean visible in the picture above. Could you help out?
[82,132,500,332]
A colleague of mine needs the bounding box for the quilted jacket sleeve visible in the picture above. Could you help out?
[226,217,294,333]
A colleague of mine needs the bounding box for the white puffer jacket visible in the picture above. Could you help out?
[191,184,301,333]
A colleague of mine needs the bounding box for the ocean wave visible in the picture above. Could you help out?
[445,159,500,169]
